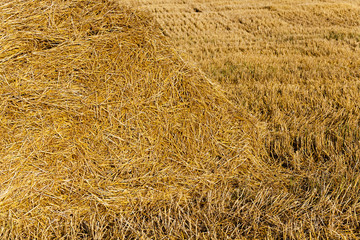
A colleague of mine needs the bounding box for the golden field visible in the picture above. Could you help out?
[0,0,359,239]
[125,0,360,238]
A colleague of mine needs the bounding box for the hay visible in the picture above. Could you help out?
[0,0,262,238]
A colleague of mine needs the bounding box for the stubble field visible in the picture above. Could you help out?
[126,0,360,238]
[0,0,359,239]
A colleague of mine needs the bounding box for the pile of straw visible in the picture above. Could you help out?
[0,0,263,238]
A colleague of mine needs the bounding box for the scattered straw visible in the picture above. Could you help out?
[0,0,264,238]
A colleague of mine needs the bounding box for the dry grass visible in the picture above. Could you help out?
[0,0,272,239]
[1,0,360,239]
[124,0,360,239]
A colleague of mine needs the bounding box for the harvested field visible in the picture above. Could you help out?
[126,0,360,239]
[0,0,270,239]
[0,0,359,239]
